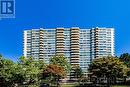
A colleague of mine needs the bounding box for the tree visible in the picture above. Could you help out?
[16,56,45,86]
[0,55,45,87]
[88,56,128,85]
[72,65,83,79]
[50,55,71,73]
[119,53,130,67]
[72,65,84,84]
[0,56,16,87]
[42,64,66,87]
[0,54,2,58]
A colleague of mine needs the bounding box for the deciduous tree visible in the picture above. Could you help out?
[88,56,128,85]
[50,55,71,73]
[120,53,130,67]
[42,64,66,87]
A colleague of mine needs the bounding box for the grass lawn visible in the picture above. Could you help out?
[112,86,130,87]
[60,83,78,87]
[60,84,130,87]
[61,85,130,87]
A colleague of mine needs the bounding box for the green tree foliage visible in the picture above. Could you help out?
[0,55,45,87]
[0,54,70,87]
[120,53,130,67]
[17,56,45,86]
[88,56,128,85]
[0,54,2,58]
[50,55,71,72]
[72,65,85,84]
[0,57,15,87]
[72,65,83,79]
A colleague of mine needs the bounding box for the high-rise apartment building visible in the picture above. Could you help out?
[23,29,44,60]
[23,27,115,76]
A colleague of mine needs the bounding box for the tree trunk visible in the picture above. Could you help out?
[56,76,60,87]
[107,77,110,87]
[114,76,116,85]
[124,76,126,84]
